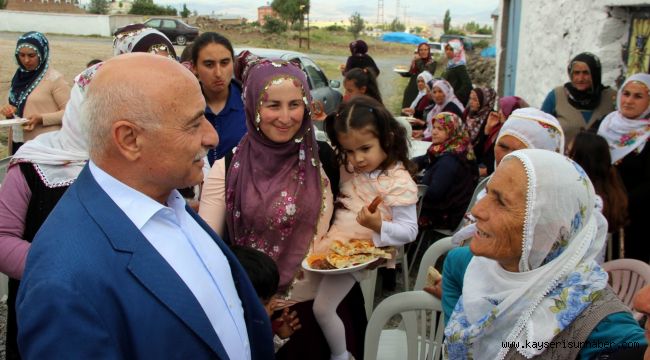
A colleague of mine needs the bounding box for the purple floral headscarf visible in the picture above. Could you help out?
[226,56,323,290]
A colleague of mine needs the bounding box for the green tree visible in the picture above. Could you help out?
[388,18,405,32]
[443,9,451,33]
[180,3,190,18]
[0,0,7,9]
[413,26,423,34]
[129,0,176,15]
[348,11,365,39]
[271,0,309,28]
[263,15,288,33]
[88,0,109,14]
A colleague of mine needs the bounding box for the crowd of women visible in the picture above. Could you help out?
[0,27,649,359]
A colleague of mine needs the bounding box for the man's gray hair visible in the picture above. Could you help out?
[81,81,163,159]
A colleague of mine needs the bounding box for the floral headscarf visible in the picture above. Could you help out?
[427,112,474,161]
[445,149,608,360]
[597,73,650,163]
[446,39,466,69]
[113,24,177,59]
[349,39,368,56]
[409,42,432,75]
[226,55,323,290]
[463,87,497,143]
[564,52,607,110]
[9,31,50,118]
[497,107,565,154]
[10,63,103,188]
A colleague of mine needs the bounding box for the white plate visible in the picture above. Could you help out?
[395,116,417,123]
[393,67,409,73]
[409,140,432,158]
[0,118,28,127]
[301,257,378,274]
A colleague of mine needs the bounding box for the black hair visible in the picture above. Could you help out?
[325,95,416,175]
[180,43,193,63]
[344,67,383,104]
[230,245,279,302]
[86,59,102,68]
[191,32,234,64]
[568,131,628,230]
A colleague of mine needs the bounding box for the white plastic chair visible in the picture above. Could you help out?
[364,291,445,360]
[413,236,455,291]
[603,258,650,320]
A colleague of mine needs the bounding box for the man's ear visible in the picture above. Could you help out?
[111,120,143,161]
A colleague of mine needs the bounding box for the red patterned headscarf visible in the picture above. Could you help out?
[427,112,475,161]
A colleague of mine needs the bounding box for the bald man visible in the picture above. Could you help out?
[15,54,274,359]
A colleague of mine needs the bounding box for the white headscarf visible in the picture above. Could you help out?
[597,73,650,163]
[409,71,433,109]
[113,26,176,59]
[10,63,102,187]
[444,149,608,360]
[424,79,465,138]
[497,107,565,154]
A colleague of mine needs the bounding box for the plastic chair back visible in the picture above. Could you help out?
[603,258,650,320]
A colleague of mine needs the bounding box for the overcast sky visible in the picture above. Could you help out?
[152,0,499,26]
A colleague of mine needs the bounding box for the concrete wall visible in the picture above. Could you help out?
[495,0,643,107]
[0,10,157,36]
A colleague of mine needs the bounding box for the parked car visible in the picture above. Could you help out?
[234,48,342,116]
[439,34,474,51]
[143,18,199,46]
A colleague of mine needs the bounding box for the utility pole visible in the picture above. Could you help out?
[377,0,384,27]
[395,0,400,22]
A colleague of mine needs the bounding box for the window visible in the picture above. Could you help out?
[145,19,161,28]
[162,20,177,29]
[299,57,328,89]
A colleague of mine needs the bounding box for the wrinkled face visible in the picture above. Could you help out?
[620,81,650,119]
[141,75,219,191]
[469,90,480,112]
[430,121,450,145]
[494,135,527,166]
[416,77,426,91]
[570,62,593,92]
[470,159,527,272]
[18,47,39,71]
[337,126,387,173]
[417,45,430,59]
[258,78,305,144]
[343,79,366,102]
[633,285,650,358]
[193,43,233,96]
[431,86,446,104]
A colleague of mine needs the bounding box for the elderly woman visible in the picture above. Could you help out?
[442,39,472,106]
[442,149,647,359]
[463,87,497,144]
[597,73,650,262]
[412,79,464,140]
[199,54,365,359]
[541,52,616,142]
[1,32,70,153]
[402,42,437,108]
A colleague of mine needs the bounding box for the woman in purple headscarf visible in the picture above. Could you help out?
[340,39,380,77]
[474,96,528,176]
[199,52,366,360]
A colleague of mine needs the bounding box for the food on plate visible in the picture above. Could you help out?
[307,239,392,270]
[368,196,383,213]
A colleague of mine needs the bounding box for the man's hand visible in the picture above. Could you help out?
[423,278,442,299]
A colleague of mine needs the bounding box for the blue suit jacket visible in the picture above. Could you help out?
[16,165,274,359]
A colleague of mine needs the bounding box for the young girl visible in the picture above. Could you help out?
[317,95,419,360]
[343,67,383,103]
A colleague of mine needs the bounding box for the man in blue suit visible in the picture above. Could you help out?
[16,53,274,359]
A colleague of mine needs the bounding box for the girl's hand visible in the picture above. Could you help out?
[357,206,382,233]
[1,104,17,118]
[23,114,43,132]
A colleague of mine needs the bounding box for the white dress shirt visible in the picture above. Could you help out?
[89,161,251,360]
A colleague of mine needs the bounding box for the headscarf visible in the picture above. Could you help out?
[463,87,497,143]
[597,73,650,163]
[226,55,323,290]
[408,71,433,110]
[9,31,50,118]
[409,42,432,75]
[482,96,527,153]
[497,108,565,154]
[446,39,466,69]
[564,52,607,110]
[9,63,103,187]
[349,39,368,56]
[427,112,474,161]
[445,149,608,360]
[424,79,465,138]
[113,24,177,59]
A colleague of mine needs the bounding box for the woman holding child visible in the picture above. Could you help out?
[199,52,366,359]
